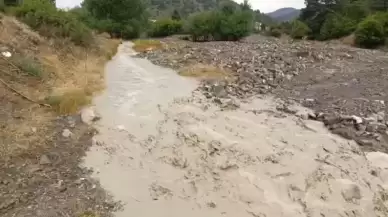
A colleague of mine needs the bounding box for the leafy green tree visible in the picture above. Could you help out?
[149,19,182,37]
[290,20,311,39]
[171,9,181,20]
[319,14,357,39]
[355,16,385,48]
[370,0,388,11]
[186,1,254,42]
[82,0,149,39]
[13,0,92,45]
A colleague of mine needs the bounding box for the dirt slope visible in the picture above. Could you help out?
[0,15,120,216]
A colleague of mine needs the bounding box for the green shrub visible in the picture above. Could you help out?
[0,0,5,12]
[320,15,356,40]
[13,0,93,46]
[186,9,253,42]
[355,17,385,48]
[82,0,149,39]
[290,20,310,39]
[371,12,388,36]
[149,19,182,37]
[268,27,282,37]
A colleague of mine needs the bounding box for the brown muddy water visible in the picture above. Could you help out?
[82,42,388,217]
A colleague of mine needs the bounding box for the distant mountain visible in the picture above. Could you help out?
[266,7,301,22]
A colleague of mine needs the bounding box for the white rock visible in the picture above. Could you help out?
[81,108,99,124]
[351,115,363,124]
[366,152,388,169]
[1,51,12,58]
[116,125,126,131]
[62,129,73,138]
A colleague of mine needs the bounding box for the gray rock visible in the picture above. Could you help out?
[39,155,51,165]
[357,139,375,147]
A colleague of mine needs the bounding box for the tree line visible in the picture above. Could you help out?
[1,0,387,48]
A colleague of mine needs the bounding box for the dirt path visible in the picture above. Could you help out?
[83,42,388,217]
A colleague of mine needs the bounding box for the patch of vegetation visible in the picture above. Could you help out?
[290,20,310,39]
[267,27,282,38]
[12,0,93,46]
[45,89,91,114]
[178,64,230,79]
[297,0,388,47]
[319,15,357,40]
[132,39,162,52]
[355,17,385,48]
[11,55,44,77]
[185,0,254,42]
[79,211,99,217]
[82,0,149,39]
[149,18,183,37]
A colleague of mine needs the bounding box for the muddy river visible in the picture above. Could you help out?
[83,42,387,217]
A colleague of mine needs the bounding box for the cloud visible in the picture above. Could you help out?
[56,0,82,8]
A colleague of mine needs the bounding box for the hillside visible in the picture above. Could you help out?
[149,0,228,17]
[266,7,300,22]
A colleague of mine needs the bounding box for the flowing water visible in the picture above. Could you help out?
[83,42,386,217]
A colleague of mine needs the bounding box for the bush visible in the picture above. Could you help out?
[290,20,310,39]
[149,19,182,37]
[355,17,385,48]
[83,0,149,39]
[13,0,93,46]
[268,27,282,37]
[320,15,356,40]
[371,12,388,36]
[186,9,253,42]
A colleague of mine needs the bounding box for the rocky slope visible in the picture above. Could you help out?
[138,35,388,153]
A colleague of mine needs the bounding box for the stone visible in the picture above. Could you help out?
[81,108,100,124]
[39,155,51,165]
[357,139,375,147]
[337,179,362,202]
[62,129,73,138]
[351,115,363,124]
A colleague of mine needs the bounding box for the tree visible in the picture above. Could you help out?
[171,9,181,20]
[355,16,385,47]
[82,0,149,38]
[370,0,388,11]
[291,20,311,39]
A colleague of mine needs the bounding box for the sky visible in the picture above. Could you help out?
[56,0,305,13]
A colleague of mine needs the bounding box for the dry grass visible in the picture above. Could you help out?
[45,89,91,114]
[178,64,232,79]
[132,39,163,52]
[0,15,121,157]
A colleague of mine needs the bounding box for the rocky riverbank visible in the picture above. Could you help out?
[138,35,388,153]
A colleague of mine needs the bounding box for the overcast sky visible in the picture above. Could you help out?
[56,0,305,13]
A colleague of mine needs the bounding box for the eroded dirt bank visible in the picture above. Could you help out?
[84,42,388,217]
[0,16,120,216]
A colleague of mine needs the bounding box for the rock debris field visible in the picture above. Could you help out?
[79,38,388,217]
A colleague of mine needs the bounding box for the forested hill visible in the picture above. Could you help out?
[149,0,224,17]
[149,0,274,23]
